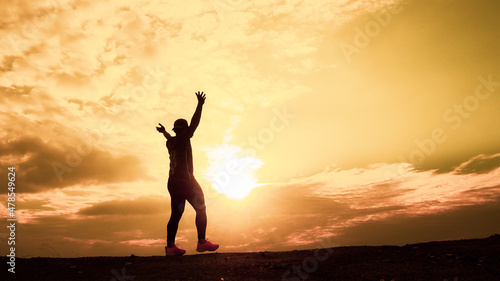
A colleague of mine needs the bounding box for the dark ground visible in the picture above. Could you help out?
[1,235,499,281]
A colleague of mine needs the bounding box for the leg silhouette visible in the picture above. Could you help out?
[167,196,185,244]
[186,180,207,242]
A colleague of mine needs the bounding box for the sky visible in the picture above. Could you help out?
[0,0,499,257]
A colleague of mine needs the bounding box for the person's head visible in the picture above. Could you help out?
[172,118,188,135]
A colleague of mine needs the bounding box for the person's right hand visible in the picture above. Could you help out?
[156,123,166,133]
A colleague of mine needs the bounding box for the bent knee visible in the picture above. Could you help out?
[194,203,206,213]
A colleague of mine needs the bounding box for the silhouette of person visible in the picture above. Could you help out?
[156,91,219,256]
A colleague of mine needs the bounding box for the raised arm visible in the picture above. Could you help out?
[188,91,206,135]
[156,123,172,139]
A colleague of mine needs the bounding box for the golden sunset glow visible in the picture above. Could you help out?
[0,0,499,258]
[203,144,266,199]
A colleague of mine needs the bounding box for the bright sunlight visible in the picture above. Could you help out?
[203,145,266,199]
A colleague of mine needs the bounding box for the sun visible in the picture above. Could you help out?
[203,145,266,199]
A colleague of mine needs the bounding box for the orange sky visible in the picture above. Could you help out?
[1,0,500,257]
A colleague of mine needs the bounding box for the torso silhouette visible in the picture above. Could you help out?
[166,130,194,179]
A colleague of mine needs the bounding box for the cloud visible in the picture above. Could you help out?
[454,153,500,175]
[331,194,500,246]
[0,85,69,120]
[0,135,149,193]
[0,84,34,104]
[7,213,169,257]
[17,198,56,211]
[0,55,18,72]
[78,196,169,216]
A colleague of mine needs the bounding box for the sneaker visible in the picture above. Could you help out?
[165,245,186,256]
[196,240,219,252]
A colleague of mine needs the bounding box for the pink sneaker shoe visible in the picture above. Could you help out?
[196,240,219,252]
[165,245,186,256]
